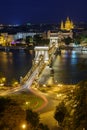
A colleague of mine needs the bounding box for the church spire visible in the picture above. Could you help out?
[60,17,74,31]
[66,16,70,21]
[60,21,64,30]
[71,20,74,29]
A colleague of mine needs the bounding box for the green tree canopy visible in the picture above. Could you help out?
[33,35,42,46]
[54,102,67,126]
[38,123,49,130]
[63,37,72,45]
[33,34,49,46]
[26,109,49,130]
[73,80,87,130]
[26,109,39,129]
[26,36,33,46]
[0,97,26,130]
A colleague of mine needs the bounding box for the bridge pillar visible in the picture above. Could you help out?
[34,46,49,63]
[50,36,58,48]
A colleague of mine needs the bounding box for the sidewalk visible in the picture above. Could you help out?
[40,110,59,130]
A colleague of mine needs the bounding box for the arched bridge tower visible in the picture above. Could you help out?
[34,46,49,63]
[49,33,58,48]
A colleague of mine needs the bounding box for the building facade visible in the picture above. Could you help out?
[60,17,74,31]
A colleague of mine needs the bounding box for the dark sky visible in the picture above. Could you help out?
[0,0,87,24]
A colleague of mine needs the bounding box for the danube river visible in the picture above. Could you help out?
[0,50,34,85]
[0,50,87,85]
[53,50,87,84]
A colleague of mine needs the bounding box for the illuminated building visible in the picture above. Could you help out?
[60,17,74,31]
[0,33,14,46]
[60,21,64,30]
[47,30,73,43]
[0,35,6,46]
[14,32,40,40]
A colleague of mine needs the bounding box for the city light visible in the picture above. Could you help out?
[43,84,46,87]
[21,124,26,129]
[25,101,30,105]
[0,16,86,130]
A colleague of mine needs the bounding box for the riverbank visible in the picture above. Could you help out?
[0,45,34,52]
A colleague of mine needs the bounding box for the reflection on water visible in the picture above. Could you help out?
[53,50,87,84]
[0,50,34,84]
[0,50,87,85]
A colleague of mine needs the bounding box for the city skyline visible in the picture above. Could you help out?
[0,0,87,25]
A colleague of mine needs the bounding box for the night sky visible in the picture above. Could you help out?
[0,0,87,24]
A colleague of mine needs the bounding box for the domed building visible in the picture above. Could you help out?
[60,17,74,31]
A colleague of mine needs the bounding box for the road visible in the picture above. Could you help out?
[22,66,40,89]
[0,63,43,96]
[0,54,61,129]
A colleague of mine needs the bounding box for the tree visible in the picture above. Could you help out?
[26,36,33,46]
[26,109,39,129]
[0,97,26,130]
[73,80,87,130]
[74,35,81,45]
[63,37,72,45]
[41,39,50,46]
[0,98,25,130]
[0,97,49,130]
[33,34,50,46]
[0,97,11,114]
[26,109,49,130]
[73,32,87,45]
[33,35,42,46]
[73,32,86,45]
[38,123,49,130]
[54,102,67,126]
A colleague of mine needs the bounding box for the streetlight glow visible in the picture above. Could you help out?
[22,124,26,129]
[25,101,29,105]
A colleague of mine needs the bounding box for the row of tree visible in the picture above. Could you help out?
[0,93,70,130]
[62,32,87,46]
[0,97,49,130]
[15,31,87,47]
[0,80,87,130]
[26,35,50,46]
[54,80,87,130]
[15,35,50,47]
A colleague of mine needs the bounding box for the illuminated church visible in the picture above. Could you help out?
[60,17,74,31]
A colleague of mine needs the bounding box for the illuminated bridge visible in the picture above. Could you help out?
[20,36,59,89]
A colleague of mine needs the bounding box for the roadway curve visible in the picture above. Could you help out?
[29,87,48,112]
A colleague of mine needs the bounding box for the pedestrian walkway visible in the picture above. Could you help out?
[40,110,59,130]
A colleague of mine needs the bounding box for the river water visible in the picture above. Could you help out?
[53,50,87,84]
[0,50,34,85]
[0,50,87,85]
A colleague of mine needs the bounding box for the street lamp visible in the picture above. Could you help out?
[43,84,46,87]
[57,94,59,97]
[21,124,26,129]
[25,101,30,109]
[2,77,6,82]
[25,101,29,105]
[83,128,85,130]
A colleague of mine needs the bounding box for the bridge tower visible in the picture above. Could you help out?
[48,31,58,48]
[50,36,58,48]
[34,46,49,63]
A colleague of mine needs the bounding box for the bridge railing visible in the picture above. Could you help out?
[20,64,38,85]
[20,56,44,85]
[20,44,58,86]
